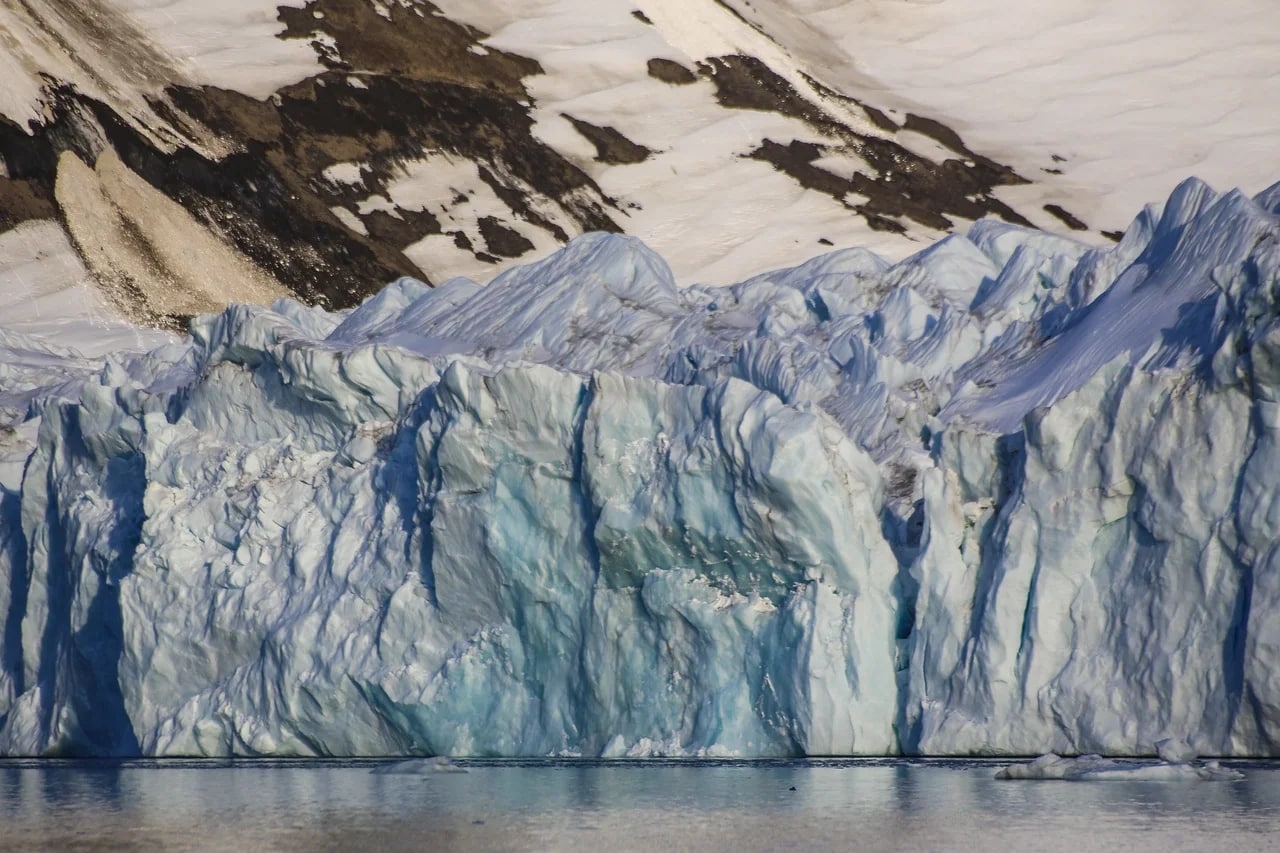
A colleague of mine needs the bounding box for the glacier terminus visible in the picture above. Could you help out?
[1,177,1279,758]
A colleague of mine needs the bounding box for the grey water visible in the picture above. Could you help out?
[1,758,1278,851]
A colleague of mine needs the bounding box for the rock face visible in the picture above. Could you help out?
[0,178,1278,757]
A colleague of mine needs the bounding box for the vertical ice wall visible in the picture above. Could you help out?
[0,178,1277,756]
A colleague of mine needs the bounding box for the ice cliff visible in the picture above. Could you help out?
[1,177,1279,757]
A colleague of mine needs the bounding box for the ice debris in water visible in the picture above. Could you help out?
[1,178,1280,757]
[996,752,1244,782]
[373,756,468,774]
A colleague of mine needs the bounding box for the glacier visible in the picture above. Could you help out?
[0,177,1279,757]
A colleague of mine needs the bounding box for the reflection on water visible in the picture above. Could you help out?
[0,759,1277,851]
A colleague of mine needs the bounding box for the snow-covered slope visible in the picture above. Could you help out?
[4,0,1278,330]
[824,0,1280,241]
[1,178,1277,757]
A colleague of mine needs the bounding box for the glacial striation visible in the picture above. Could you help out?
[0,177,1278,757]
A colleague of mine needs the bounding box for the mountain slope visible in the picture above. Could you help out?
[8,0,1272,332]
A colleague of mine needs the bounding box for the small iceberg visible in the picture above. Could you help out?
[996,752,1244,781]
[371,756,468,775]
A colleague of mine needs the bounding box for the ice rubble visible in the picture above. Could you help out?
[995,752,1244,782]
[0,177,1279,757]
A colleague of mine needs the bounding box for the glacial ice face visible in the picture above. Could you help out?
[0,177,1278,757]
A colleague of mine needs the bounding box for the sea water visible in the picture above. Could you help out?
[0,759,1276,851]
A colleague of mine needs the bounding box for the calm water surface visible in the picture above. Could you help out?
[0,758,1277,851]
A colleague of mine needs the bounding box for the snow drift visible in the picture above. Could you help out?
[1,177,1279,757]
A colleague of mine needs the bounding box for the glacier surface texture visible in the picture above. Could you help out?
[1,178,1280,757]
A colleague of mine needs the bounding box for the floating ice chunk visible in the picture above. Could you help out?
[996,753,1243,781]
[372,756,468,774]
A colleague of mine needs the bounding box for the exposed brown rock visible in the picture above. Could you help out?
[1043,203,1087,231]
[902,114,973,158]
[363,207,441,248]
[647,58,697,86]
[699,55,825,126]
[564,115,653,165]
[0,177,57,229]
[277,0,540,97]
[478,216,534,258]
[799,72,899,133]
[706,54,1030,233]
